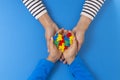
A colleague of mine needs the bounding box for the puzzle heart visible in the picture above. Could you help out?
[53,32,74,52]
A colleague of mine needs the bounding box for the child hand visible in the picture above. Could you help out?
[63,34,78,64]
[47,37,62,63]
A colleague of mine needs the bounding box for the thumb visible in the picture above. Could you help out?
[77,43,81,51]
[50,37,54,46]
[51,37,53,42]
[57,28,64,34]
[77,37,83,51]
[73,37,77,46]
[47,37,54,52]
[47,40,50,52]
[70,37,76,48]
[72,28,76,34]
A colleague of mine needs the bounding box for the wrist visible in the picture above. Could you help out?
[66,56,75,65]
[45,22,57,30]
[47,56,57,63]
[75,25,86,34]
[46,23,58,30]
[38,13,56,30]
[76,15,92,32]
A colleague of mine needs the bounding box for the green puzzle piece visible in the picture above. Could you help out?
[54,40,59,47]
[65,40,70,46]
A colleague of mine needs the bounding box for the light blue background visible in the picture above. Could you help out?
[0,0,120,80]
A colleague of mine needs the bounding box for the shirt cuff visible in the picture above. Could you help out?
[40,59,55,67]
[81,0,105,20]
[81,12,94,20]
[35,10,47,19]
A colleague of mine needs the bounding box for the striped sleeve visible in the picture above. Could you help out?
[81,0,105,20]
[22,0,47,19]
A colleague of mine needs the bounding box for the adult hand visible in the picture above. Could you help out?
[38,13,59,52]
[72,15,91,51]
[47,37,62,63]
[45,23,59,52]
[72,26,85,51]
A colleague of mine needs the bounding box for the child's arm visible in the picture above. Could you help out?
[28,37,62,80]
[68,56,95,80]
[28,59,54,80]
[62,36,94,80]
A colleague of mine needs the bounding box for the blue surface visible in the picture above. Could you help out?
[0,0,120,80]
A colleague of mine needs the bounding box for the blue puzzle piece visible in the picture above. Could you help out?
[53,33,58,40]
[64,36,69,41]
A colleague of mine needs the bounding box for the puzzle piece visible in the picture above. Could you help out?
[66,32,72,38]
[53,32,74,52]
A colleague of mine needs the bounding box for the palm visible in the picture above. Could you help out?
[72,27,85,51]
[45,24,59,51]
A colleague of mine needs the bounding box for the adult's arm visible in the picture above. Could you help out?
[22,0,59,50]
[79,0,105,30]
[22,0,56,29]
[73,0,105,50]
[78,0,106,30]
[81,0,105,20]
[28,59,54,80]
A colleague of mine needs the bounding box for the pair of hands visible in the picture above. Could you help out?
[46,24,85,64]
[47,29,78,64]
[39,14,91,64]
[45,23,85,52]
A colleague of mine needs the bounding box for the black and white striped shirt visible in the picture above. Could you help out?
[22,0,105,20]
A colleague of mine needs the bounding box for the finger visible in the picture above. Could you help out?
[67,30,75,37]
[73,37,77,45]
[77,43,81,51]
[69,37,77,48]
[46,40,50,52]
[72,29,76,34]
[68,30,72,32]
[60,58,63,61]
[77,40,83,51]
[45,34,51,53]
[50,37,54,46]
[57,28,64,34]
[64,30,68,35]
[49,37,57,52]
[60,55,65,61]
[62,55,65,61]
[77,37,84,51]
[63,60,67,64]
[49,37,54,50]
[60,54,63,61]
